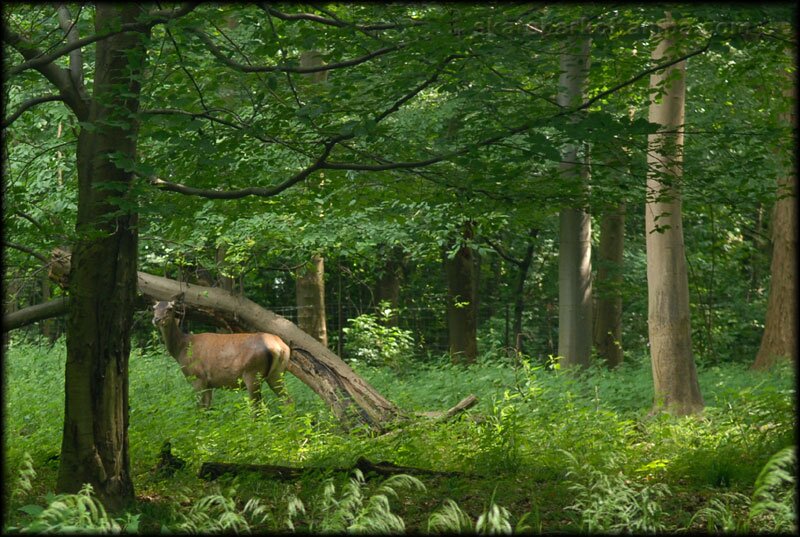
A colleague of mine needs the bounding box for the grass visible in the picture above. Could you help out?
[3,336,796,533]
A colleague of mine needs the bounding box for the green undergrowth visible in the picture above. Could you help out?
[3,339,796,533]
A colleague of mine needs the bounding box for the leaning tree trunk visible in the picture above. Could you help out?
[138,272,403,430]
[57,5,149,508]
[753,44,797,369]
[645,13,704,415]
[443,221,479,364]
[557,36,593,369]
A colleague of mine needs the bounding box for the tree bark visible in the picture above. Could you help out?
[645,13,704,415]
[510,230,539,353]
[296,255,328,347]
[754,46,797,369]
[557,36,593,369]
[137,272,403,430]
[593,204,625,368]
[375,245,405,327]
[443,221,478,364]
[56,5,149,509]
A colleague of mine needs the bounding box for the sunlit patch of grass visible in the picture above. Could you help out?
[3,340,795,532]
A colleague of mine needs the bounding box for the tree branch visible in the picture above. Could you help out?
[3,297,69,332]
[189,28,403,73]
[56,5,84,89]
[259,5,424,31]
[149,141,336,199]
[2,95,64,129]
[4,241,49,264]
[5,3,199,77]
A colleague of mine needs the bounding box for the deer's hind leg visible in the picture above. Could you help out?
[242,371,263,406]
[267,372,292,405]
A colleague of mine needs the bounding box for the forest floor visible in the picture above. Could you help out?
[3,338,795,533]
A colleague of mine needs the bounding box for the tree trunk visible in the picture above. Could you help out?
[216,244,235,293]
[645,13,704,415]
[375,246,405,327]
[593,204,625,368]
[296,255,328,346]
[137,272,403,430]
[513,231,538,353]
[56,5,148,509]
[557,36,593,368]
[443,222,478,364]
[754,46,797,369]
[40,273,57,341]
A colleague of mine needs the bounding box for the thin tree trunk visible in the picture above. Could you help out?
[513,233,538,353]
[557,36,593,368]
[593,204,625,368]
[216,244,235,293]
[444,221,478,364]
[56,5,148,508]
[375,246,404,327]
[754,45,797,369]
[645,13,704,415]
[297,255,328,346]
[295,50,329,347]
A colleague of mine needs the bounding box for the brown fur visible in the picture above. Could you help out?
[153,299,291,408]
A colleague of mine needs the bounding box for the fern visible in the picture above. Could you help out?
[309,470,425,533]
[8,483,139,533]
[428,499,474,533]
[174,487,270,533]
[748,445,796,532]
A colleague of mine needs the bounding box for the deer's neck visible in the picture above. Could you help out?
[159,318,190,361]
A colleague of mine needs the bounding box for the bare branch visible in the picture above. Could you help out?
[189,28,403,73]
[2,94,64,129]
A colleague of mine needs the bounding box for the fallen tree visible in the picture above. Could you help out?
[12,248,477,432]
[137,272,404,430]
[3,297,69,331]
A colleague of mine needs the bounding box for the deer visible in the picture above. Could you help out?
[152,294,292,409]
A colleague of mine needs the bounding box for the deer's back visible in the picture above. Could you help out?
[183,332,289,388]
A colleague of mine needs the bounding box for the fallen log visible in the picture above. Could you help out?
[199,456,465,482]
[3,297,69,331]
[137,272,405,431]
[40,250,474,433]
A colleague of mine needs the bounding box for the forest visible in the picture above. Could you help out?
[2,3,796,534]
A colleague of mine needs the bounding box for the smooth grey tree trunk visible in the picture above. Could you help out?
[557,36,593,368]
[645,13,704,415]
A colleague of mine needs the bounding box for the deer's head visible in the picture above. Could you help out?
[152,293,185,327]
